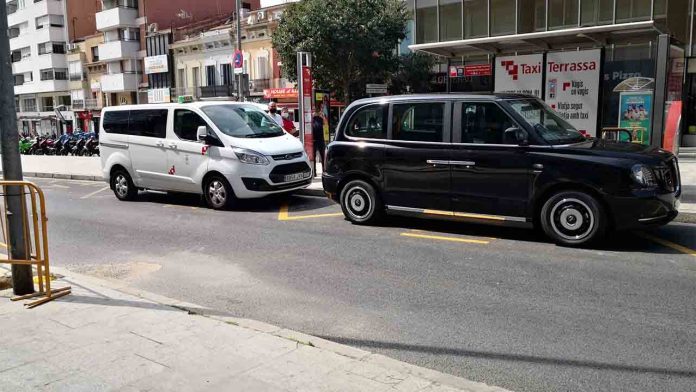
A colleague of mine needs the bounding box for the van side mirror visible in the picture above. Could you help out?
[504,127,529,146]
[197,126,208,141]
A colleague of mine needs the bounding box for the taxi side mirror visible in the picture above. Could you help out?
[197,126,208,141]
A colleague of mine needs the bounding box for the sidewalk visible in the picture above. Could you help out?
[0,155,693,215]
[0,267,508,392]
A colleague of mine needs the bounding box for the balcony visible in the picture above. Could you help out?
[9,0,64,26]
[101,73,139,92]
[12,53,67,75]
[200,84,237,99]
[13,79,69,95]
[96,6,139,32]
[98,40,140,62]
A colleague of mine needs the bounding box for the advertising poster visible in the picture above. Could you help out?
[544,49,601,136]
[494,54,543,98]
[144,55,168,74]
[619,92,652,144]
[315,90,331,143]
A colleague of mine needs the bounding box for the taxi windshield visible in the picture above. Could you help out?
[201,104,285,138]
[507,99,586,145]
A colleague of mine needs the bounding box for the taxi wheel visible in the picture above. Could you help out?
[204,175,237,210]
[110,170,138,201]
[540,190,606,247]
[340,180,383,225]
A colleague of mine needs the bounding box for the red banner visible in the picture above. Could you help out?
[264,88,298,99]
[301,66,314,162]
[449,64,492,78]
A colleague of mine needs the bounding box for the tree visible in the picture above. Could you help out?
[272,0,409,103]
[389,52,437,95]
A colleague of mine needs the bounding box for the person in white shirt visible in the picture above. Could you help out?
[268,101,283,127]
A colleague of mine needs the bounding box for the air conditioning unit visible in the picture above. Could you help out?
[256,11,265,20]
[247,15,255,24]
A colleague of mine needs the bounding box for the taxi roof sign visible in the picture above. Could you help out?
[178,95,194,103]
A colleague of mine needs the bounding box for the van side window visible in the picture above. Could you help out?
[392,103,445,142]
[461,103,514,144]
[345,104,387,139]
[129,110,168,138]
[102,111,129,134]
[174,109,209,141]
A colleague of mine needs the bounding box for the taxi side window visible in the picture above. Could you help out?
[174,109,209,141]
[461,103,514,145]
[345,104,387,139]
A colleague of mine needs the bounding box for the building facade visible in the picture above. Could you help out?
[8,0,96,135]
[67,33,105,132]
[407,0,695,150]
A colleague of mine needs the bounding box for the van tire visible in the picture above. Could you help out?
[110,170,138,201]
[340,180,383,225]
[204,175,236,210]
[540,190,606,247]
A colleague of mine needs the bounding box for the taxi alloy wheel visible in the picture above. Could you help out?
[340,180,383,225]
[541,190,606,247]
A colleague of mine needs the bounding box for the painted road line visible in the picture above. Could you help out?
[408,229,496,240]
[637,232,696,258]
[278,204,344,221]
[400,232,490,245]
[80,186,110,199]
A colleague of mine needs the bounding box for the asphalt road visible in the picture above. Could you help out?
[26,178,696,392]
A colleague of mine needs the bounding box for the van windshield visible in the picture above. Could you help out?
[506,99,587,145]
[201,104,285,138]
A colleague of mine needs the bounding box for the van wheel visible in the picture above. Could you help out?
[204,175,236,210]
[340,180,383,225]
[111,170,138,201]
[540,191,606,247]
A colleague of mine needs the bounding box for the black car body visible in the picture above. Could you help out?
[322,94,680,246]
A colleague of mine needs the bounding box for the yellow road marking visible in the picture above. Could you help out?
[163,204,199,210]
[400,232,490,245]
[80,186,110,199]
[278,203,343,221]
[637,232,696,258]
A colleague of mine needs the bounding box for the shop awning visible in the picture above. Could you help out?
[409,21,660,57]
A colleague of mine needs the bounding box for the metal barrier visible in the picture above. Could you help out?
[0,181,70,308]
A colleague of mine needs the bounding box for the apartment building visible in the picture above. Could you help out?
[8,0,97,135]
[95,0,259,106]
[67,33,105,132]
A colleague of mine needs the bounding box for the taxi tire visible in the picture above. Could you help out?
[110,169,138,201]
[340,180,383,225]
[540,190,606,247]
[203,175,237,210]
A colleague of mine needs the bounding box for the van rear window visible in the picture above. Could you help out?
[102,109,168,138]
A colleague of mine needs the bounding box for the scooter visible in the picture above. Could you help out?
[83,136,99,156]
[19,137,32,154]
[71,137,86,156]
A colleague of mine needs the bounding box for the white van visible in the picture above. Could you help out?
[99,102,312,209]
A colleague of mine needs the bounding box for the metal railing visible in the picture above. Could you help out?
[0,181,71,308]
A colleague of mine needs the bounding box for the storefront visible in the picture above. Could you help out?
[408,0,695,151]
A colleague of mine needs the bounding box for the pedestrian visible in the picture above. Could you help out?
[312,108,326,166]
[268,101,283,127]
[281,108,298,136]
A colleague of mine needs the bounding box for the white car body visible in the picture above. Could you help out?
[99,101,312,199]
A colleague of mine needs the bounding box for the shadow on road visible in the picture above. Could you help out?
[316,335,696,378]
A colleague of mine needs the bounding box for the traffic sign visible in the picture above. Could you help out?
[366,83,387,94]
[233,50,243,74]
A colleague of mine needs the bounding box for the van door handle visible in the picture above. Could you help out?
[155,141,165,147]
[168,143,177,149]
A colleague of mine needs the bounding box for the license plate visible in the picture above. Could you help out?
[284,171,311,182]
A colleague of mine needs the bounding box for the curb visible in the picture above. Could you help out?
[43,265,510,392]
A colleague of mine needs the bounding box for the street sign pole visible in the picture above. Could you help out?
[235,0,244,101]
[0,4,33,295]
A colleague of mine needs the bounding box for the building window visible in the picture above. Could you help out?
[221,64,233,85]
[416,0,438,44]
[68,61,82,81]
[35,15,64,29]
[91,46,99,62]
[464,0,488,38]
[41,97,54,112]
[192,67,200,88]
[491,0,516,36]
[439,0,462,41]
[118,28,140,42]
[38,42,66,55]
[615,0,652,22]
[548,0,579,30]
[22,98,37,112]
[206,65,216,86]
[13,74,25,86]
[580,0,613,26]
[177,68,186,88]
[40,68,68,81]
[518,0,546,32]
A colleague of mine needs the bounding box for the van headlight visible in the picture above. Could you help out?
[234,148,270,165]
[630,164,657,188]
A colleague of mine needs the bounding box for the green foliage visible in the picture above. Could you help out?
[389,52,437,95]
[272,0,409,102]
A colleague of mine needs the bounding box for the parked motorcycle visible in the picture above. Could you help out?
[19,137,32,154]
[83,136,100,156]
[71,137,87,156]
